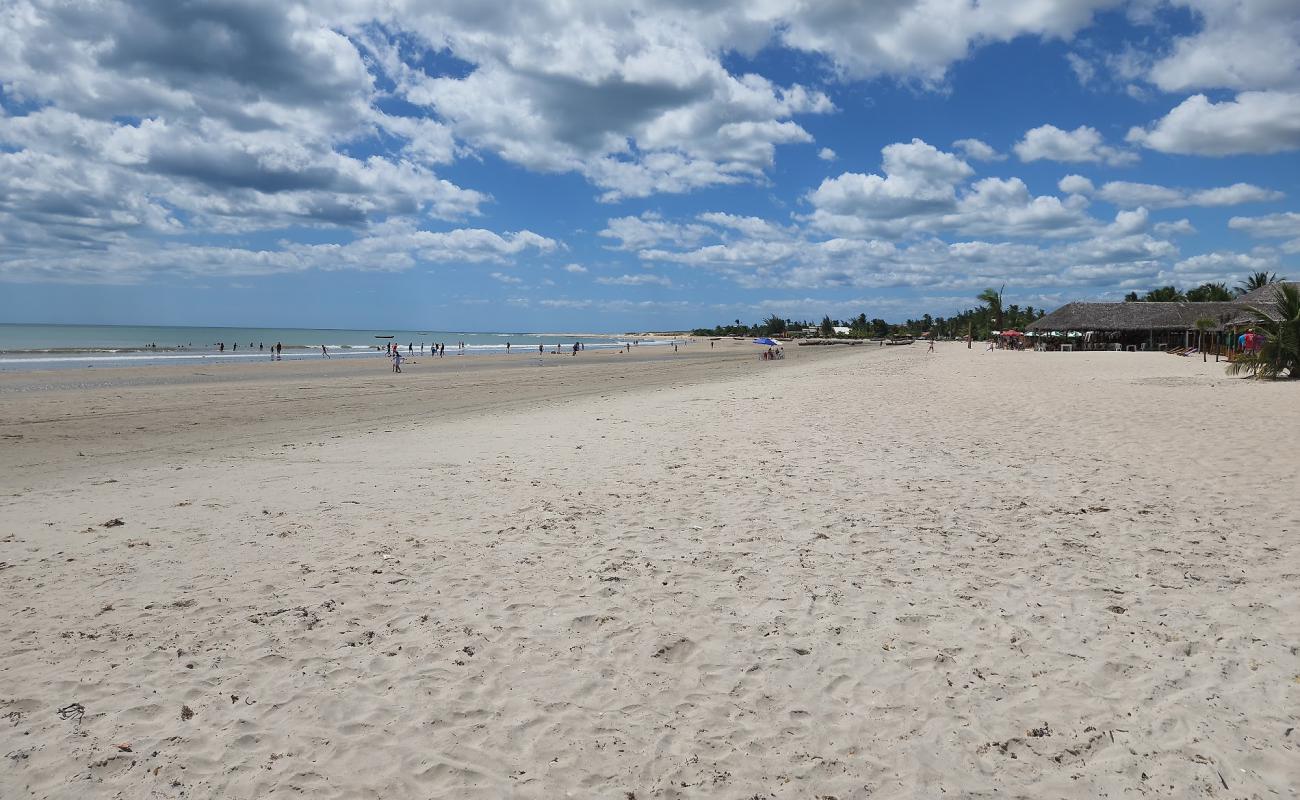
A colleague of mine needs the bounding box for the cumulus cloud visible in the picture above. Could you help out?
[1147,1,1300,94]
[1161,250,1281,286]
[1015,124,1137,165]
[952,138,1005,161]
[563,263,589,273]
[1058,174,1096,195]
[803,139,1094,240]
[1128,92,1300,155]
[806,139,974,232]
[0,220,558,284]
[599,212,712,250]
[818,147,837,161]
[1153,219,1196,236]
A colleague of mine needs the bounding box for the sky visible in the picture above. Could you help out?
[1,1,1298,332]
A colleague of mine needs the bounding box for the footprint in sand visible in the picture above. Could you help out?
[651,638,696,663]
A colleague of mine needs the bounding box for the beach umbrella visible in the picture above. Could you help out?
[754,337,779,346]
[1002,330,1023,337]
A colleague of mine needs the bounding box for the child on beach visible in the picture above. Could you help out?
[392,349,403,373]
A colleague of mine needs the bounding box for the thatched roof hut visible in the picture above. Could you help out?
[1227,281,1298,325]
[1027,301,1242,333]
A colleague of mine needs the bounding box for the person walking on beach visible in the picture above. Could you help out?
[927,338,935,354]
[275,341,282,360]
[392,348,403,373]
[321,344,330,358]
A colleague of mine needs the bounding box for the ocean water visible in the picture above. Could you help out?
[0,324,671,371]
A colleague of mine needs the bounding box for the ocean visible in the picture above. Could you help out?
[0,323,671,371]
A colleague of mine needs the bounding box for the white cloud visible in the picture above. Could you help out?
[806,139,974,232]
[1153,218,1196,236]
[1228,212,1300,238]
[804,139,1094,240]
[1107,207,1150,236]
[0,220,558,283]
[697,212,789,240]
[563,263,589,273]
[1091,180,1283,209]
[1187,183,1285,207]
[1014,124,1137,165]
[489,272,524,284]
[1058,174,1096,195]
[595,273,674,287]
[952,138,1005,161]
[1066,52,1096,86]
[818,147,837,161]
[1161,251,1280,286]
[1147,1,1300,93]
[1095,181,1184,208]
[599,212,712,250]
[1128,92,1300,155]
[771,0,1117,84]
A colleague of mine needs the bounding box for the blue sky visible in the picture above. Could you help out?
[1,1,1298,332]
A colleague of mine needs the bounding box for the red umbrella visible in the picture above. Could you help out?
[1001,330,1023,337]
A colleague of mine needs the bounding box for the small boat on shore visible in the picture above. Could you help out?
[885,338,914,346]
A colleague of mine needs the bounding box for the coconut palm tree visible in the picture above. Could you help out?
[1194,317,1215,362]
[1226,283,1300,379]
[977,285,1004,332]
[1144,285,1185,302]
[1235,271,1285,296]
[1187,282,1233,302]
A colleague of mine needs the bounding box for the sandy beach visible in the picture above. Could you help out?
[1,342,1296,798]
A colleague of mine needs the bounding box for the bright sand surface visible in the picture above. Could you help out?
[1,341,1296,798]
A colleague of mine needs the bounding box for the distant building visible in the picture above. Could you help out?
[1025,289,1292,350]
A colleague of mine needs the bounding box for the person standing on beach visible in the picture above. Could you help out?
[928,338,935,354]
[275,341,282,360]
[506,342,510,353]
[392,348,403,372]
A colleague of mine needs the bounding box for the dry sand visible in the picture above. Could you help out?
[1,342,1296,798]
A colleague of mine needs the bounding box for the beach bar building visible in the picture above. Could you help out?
[1026,301,1242,351]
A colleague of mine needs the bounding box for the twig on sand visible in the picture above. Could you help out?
[56,702,84,722]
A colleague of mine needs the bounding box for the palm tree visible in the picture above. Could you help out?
[1226,283,1300,379]
[1187,282,1233,302]
[1194,317,1215,362]
[977,285,1004,332]
[1235,271,1285,296]
[1144,285,1185,302]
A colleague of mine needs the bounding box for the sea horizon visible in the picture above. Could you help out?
[0,322,680,371]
